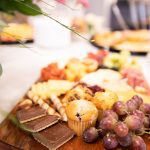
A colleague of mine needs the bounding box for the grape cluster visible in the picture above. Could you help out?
[82,95,150,150]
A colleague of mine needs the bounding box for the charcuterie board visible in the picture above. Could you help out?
[0,51,150,150]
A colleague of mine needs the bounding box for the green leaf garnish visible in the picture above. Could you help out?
[0,0,42,16]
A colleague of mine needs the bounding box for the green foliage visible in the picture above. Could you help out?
[0,0,42,16]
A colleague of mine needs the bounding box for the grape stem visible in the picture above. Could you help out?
[137,131,150,136]
[144,131,150,135]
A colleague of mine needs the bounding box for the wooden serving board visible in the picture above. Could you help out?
[0,103,150,150]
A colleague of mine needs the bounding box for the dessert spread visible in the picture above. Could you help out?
[12,51,150,150]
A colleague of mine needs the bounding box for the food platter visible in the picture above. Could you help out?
[0,51,150,150]
[91,40,148,56]
[0,23,33,45]
[90,30,150,56]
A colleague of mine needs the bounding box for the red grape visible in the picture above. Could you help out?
[132,110,145,122]
[132,136,146,150]
[117,133,132,147]
[82,127,99,143]
[140,103,150,114]
[132,95,143,107]
[125,115,143,131]
[103,133,118,149]
[102,110,118,120]
[114,122,129,137]
[113,101,127,115]
[100,116,117,131]
[126,100,138,113]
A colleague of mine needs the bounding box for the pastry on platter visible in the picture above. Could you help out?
[91,90,118,120]
[92,91,118,111]
[62,83,93,106]
[81,69,122,86]
[66,100,98,136]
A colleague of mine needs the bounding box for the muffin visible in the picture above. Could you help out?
[92,91,118,120]
[92,91,118,111]
[66,100,98,136]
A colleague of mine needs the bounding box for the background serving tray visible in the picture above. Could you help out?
[0,40,33,45]
[90,39,148,56]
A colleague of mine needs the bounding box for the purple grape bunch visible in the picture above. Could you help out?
[82,95,150,150]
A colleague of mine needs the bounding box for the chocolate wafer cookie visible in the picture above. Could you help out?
[23,115,59,132]
[16,106,46,123]
[33,123,75,150]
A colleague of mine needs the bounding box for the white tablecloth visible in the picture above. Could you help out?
[0,41,149,122]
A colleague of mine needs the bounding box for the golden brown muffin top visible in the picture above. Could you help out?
[66,100,98,122]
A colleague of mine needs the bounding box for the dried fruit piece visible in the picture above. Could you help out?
[41,63,66,81]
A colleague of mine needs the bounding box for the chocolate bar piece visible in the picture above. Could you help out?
[16,106,46,123]
[33,123,75,150]
[0,140,22,150]
[23,115,59,132]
